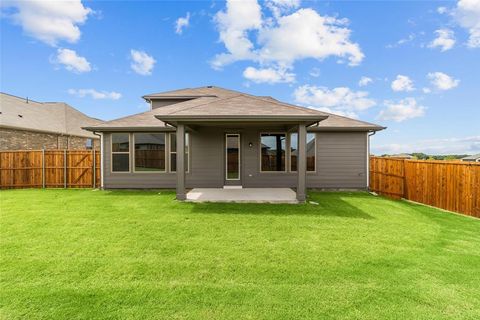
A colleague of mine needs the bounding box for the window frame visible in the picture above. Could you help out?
[225,133,241,181]
[110,133,131,173]
[289,132,317,173]
[259,132,287,173]
[85,138,93,150]
[169,132,190,173]
[132,132,167,174]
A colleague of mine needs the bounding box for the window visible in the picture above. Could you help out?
[111,133,130,172]
[260,133,286,171]
[290,133,316,172]
[169,133,189,172]
[85,138,93,150]
[134,133,166,172]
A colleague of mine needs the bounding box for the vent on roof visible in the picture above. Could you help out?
[18,114,23,118]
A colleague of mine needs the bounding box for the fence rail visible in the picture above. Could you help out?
[0,150,100,189]
[369,157,480,218]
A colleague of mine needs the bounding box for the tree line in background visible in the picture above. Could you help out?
[379,153,470,161]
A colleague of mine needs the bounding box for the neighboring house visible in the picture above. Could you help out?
[0,92,102,150]
[461,154,480,162]
[84,86,385,202]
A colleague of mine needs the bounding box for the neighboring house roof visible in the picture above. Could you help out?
[461,153,480,161]
[85,86,385,132]
[0,92,103,138]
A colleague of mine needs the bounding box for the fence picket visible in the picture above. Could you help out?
[369,156,480,218]
[0,150,100,190]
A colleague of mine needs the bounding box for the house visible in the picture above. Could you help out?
[0,92,102,150]
[84,86,385,202]
[461,154,480,162]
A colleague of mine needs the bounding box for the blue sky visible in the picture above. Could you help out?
[1,0,479,155]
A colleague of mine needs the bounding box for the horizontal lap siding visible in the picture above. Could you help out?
[309,132,368,189]
[103,129,224,189]
[103,130,368,190]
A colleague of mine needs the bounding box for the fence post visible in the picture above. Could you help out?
[42,149,45,188]
[64,149,67,188]
[92,149,96,188]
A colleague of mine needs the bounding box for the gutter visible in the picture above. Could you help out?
[93,131,104,189]
[366,130,377,191]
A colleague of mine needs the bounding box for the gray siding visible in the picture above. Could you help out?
[102,128,368,189]
[151,99,192,109]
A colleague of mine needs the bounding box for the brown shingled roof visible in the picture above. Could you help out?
[85,86,385,132]
[1,92,103,138]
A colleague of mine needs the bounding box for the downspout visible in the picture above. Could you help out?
[93,131,104,189]
[367,131,376,191]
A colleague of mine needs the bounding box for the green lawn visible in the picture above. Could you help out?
[1,190,479,320]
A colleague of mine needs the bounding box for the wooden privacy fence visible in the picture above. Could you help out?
[0,150,100,189]
[370,157,480,218]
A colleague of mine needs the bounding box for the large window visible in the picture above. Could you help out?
[290,133,316,172]
[169,133,189,172]
[111,133,130,172]
[134,133,166,172]
[261,133,286,171]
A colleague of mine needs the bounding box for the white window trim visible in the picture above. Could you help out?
[169,132,189,173]
[225,133,241,181]
[289,132,317,173]
[132,132,167,173]
[259,132,287,173]
[111,133,131,173]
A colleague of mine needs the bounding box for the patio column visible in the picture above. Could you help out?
[297,123,307,202]
[176,123,186,200]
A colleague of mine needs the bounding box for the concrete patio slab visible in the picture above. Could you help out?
[186,188,298,204]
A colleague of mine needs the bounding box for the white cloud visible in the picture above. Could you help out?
[453,0,480,48]
[243,66,295,83]
[130,49,156,75]
[257,8,364,67]
[438,6,448,14]
[175,12,190,34]
[211,0,262,69]
[2,0,92,46]
[386,33,415,48]
[377,98,426,122]
[358,76,373,87]
[428,29,456,52]
[391,75,415,92]
[212,1,364,79]
[373,136,480,155]
[68,89,121,100]
[429,28,456,51]
[422,87,432,94]
[427,72,460,90]
[54,48,91,73]
[294,85,376,118]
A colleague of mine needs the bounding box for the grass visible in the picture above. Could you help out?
[1,189,479,320]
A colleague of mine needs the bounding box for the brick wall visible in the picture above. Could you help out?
[0,128,99,150]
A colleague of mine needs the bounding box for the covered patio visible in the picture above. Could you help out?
[186,188,298,204]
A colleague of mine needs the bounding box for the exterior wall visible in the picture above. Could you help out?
[102,128,368,190]
[0,128,99,150]
[151,99,192,110]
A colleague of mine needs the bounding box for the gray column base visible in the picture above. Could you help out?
[176,193,186,201]
[296,193,306,202]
